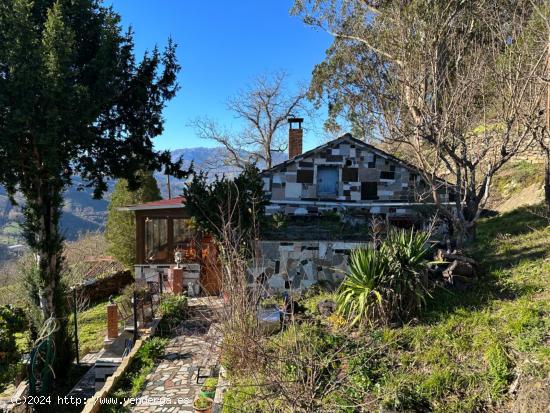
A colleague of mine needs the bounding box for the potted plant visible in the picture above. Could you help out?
[200,377,218,398]
[193,396,213,413]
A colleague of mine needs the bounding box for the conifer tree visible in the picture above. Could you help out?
[106,171,161,269]
[0,0,187,376]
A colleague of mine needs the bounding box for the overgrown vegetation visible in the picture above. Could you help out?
[183,164,266,240]
[157,294,188,335]
[0,306,26,392]
[100,337,168,413]
[337,228,432,326]
[222,206,550,412]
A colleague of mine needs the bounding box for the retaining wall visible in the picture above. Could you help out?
[251,240,370,291]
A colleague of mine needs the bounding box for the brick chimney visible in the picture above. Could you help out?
[288,117,304,159]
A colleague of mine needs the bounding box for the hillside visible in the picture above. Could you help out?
[223,205,550,412]
[0,152,540,257]
[487,161,545,212]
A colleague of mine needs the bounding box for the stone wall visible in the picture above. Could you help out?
[250,240,371,291]
[72,270,133,305]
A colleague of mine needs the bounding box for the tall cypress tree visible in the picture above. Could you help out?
[0,0,187,376]
[106,171,161,269]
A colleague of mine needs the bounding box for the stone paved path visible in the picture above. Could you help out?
[131,297,222,412]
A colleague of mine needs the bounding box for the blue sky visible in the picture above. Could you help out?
[108,0,333,152]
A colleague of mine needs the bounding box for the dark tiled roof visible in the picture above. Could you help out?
[80,256,127,280]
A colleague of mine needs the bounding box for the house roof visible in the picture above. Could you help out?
[79,257,127,281]
[118,196,186,211]
[261,133,452,186]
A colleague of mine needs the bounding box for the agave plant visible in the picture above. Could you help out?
[337,228,433,326]
[336,248,388,326]
[381,228,432,321]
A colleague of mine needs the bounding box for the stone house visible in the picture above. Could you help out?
[261,118,452,227]
[253,119,454,291]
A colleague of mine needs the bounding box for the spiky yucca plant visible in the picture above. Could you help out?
[336,248,387,326]
[381,228,432,321]
[337,228,432,326]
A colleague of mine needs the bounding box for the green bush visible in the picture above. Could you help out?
[302,292,337,316]
[0,306,26,391]
[337,247,387,326]
[158,294,188,335]
[337,228,432,326]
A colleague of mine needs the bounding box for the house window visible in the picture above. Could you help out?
[361,182,378,200]
[145,218,168,262]
[317,166,339,196]
[380,171,395,180]
[342,167,358,182]
[296,169,314,184]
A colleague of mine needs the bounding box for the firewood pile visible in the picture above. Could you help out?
[431,249,478,289]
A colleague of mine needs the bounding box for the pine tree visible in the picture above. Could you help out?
[106,171,161,269]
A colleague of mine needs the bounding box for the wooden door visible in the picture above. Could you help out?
[200,237,221,296]
[317,166,339,196]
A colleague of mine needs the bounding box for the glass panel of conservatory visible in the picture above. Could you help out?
[173,218,198,261]
[144,218,168,262]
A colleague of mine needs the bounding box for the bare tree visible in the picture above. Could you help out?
[539,19,550,206]
[295,0,549,244]
[191,72,308,169]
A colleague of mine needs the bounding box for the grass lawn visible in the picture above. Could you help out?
[73,299,112,357]
[224,205,550,412]
[359,206,550,411]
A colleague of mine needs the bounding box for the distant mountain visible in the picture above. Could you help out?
[0,147,288,246]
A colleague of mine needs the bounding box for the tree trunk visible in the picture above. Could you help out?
[545,154,550,207]
[34,183,63,319]
[454,218,476,249]
[22,179,72,378]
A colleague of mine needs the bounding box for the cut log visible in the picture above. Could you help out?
[435,249,478,266]
[443,260,476,279]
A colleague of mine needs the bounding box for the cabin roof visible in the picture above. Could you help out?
[118,196,186,211]
[260,133,453,187]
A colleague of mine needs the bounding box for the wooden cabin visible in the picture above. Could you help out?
[120,196,220,295]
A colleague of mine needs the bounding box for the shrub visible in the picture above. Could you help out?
[337,247,386,326]
[158,294,188,335]
[159,294,188,317]
[337,228,432,326]
[380,228,432,320]
[302,292,337,316]
[0,306,26,391]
